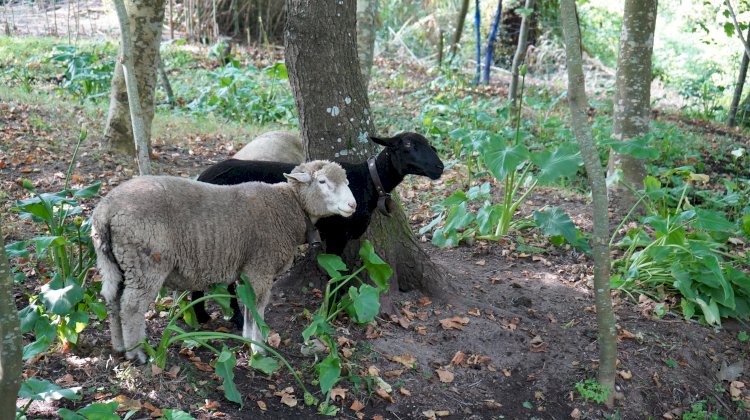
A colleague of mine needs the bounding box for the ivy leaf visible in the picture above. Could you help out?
[215,347,243,407]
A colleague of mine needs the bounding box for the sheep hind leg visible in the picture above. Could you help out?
[120,282,161,364]
[242,277,272,355]
[105,295,125,354]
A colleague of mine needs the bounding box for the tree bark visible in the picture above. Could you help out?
[103,0,166,157]
[356,0,378,87]
[113,0,155,175]
[0,225,23,414]
[606,0,657,215]
[473,0,481,84]
[728,28,749,127]
[448,0,470,63]
[285,0,454,308]
[560,0,617,407]
[508,0,535,104]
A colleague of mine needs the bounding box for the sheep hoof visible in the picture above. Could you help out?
[126,349,148,365]
[250,343,267,356]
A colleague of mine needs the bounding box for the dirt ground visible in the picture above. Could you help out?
[2,90,750,420]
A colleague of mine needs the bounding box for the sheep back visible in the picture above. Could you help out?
[93,176,307,292]
[233,131,304,163]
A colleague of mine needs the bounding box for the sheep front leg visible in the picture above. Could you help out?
[242,277,272,355]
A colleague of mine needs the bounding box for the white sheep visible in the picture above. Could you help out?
[233,130,304,163]
[91,160,356,363]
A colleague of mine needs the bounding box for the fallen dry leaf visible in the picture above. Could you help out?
[350,399,365,412]
[417,297,432,306]
[193,361,213,372]
[618,370,633,380]
[367,365,380,377]
[373,416,384,420]
[436,369,454,383]
[391,353,417,368]
[397,316,411,329]
[570,407,581,419]
[415,326,427,335]
[502,368,512,377]
[435,410,450,417]
[267,332,281,348]
[450,351,466,366]
[399,387,412,396]
[330,387,347,401]
[439,316,469,330]
[166,365,181,379]
[402,304,415,320]
[467,308,481,317]
[112,395,142,411]
[280,394,297,407]
[375,387,393,403]
[257,400,267,411]
[204,400,220,410]
[384,369,403,378]
[365,324,381,339]
[55,374,76,387]
[483,399,502,408]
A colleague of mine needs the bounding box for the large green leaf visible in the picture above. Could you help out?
[235,276,269,341]
[317,254,348,279]
[694,297,721,325]
[317,353,341,394]
[482,142,530,180]
[347,284,381,324]
[603,135,660,160]
[694,209,735,232]
[59,401,119,420]
[530,143,583,184]
[162,409,195,420]
[249,354,280,375]
[40,275,84,316]
[33,235,67,258]
[215,347,243,407]
[431,228,460,248]
[23,336,51,361]
[5,240,30,258]
[302,313,334,342]
[72,182,102,198]
[443,201,475,232]
[18,304,40,333]
[358,240,392,290]
[533,207,590,252]
[476,203,501,236]
[18,377,81,401]
[438,190,468,209]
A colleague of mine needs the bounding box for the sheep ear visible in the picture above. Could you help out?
[370,136,394,147]
[284,172,312,183]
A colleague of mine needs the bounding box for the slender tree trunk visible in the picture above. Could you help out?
[158,58,175,107]
[285,0,454,308]
[606,0,657,215]
[483,0,503,84]
[356,0,379,87]
[508,0,535,104]
[113,0,154,175]
[560,0,617,407]
[0,225,23,414]
[448,0,470,63]
[103,0,166,158]
[728,30,749,127]
[725,1,750,127]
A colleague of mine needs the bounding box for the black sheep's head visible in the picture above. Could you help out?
[371,132,444,180]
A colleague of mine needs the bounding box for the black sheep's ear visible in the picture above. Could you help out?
[370,136,394,147]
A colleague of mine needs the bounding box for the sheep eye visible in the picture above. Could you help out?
[318,179,327,184]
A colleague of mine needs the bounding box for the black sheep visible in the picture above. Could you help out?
[192,132,444,326]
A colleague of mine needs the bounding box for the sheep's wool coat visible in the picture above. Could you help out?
[233,131,303,163]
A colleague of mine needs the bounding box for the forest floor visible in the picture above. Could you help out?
[3,47,750,420]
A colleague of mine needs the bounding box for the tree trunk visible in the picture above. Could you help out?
[508,0,535,104]
[560,0,617,407]
[482,0,503,85]
[448,0,470,63]
[728,43,749,127]
[285,0,454,309]
[103,0,166,157]
[473,0,481,84]
[356,0,378,87]
[113,0,155,175]
[0,225,23,413]
[606,0,657,215]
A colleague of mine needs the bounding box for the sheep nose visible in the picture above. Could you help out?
[348,201,357,210]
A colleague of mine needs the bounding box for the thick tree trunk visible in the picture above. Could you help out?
[606,0,657,215]
[356,0,378,87]
[0,225,23,413]
[448,0,470,62]
[508,0,535,103]
[285,0,453,309]
[103,0,166,157]
[560,0,617,407]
